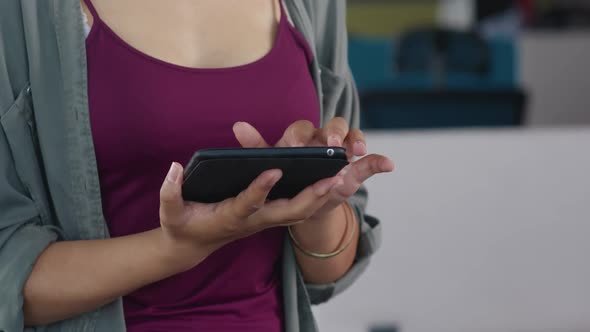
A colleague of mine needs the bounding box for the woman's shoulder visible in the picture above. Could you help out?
[0,0,56,109]
[0,0,49,57]
[294,0,347,41]
[1,0,56,35]
[297,0,346,23]
[0,0,28,109]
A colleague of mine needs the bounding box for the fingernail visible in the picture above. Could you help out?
[328,135,341,147]
[382,159,395,172]
[167,162,181,184]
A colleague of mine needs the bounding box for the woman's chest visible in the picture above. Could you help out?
[84,1,319,176]
[87,64,320,171]
[83,0,320,172]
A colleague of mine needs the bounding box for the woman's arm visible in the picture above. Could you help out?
[289,203,359,284]
[22,161,344,326]
[23,228,202,326]
[22,163,262,326]
[233,116,393,287]
[288,123,390,285]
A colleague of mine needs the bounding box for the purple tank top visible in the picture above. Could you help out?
[84,0,320,331]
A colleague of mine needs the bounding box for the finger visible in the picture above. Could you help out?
[159,162,185,224]
[343,128,367,160]
[223,169,282,221]
[233,121,270,148]
[256,175,343,226]
[277,120,316,148]
[327,156,394,200]
[349,154,395,186]
[320,117,349,147]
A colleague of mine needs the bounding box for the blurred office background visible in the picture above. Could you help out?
[313,1,590,331]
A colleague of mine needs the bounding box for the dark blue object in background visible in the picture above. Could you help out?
[349,27,526,129]
[369,324,401,332]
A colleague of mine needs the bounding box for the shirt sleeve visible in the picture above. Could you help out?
[0,87,60,332]
[302,0,383,305]
[0,4,60,330]
[305,187,383,305]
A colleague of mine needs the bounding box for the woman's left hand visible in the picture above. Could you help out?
[232,118,394,222]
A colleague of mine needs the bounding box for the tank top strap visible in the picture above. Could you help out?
[82,0,102,24]
[277,0,287,27]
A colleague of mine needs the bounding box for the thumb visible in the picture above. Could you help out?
[159,162,184,224]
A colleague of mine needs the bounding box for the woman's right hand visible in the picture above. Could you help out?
[158,162,342,272]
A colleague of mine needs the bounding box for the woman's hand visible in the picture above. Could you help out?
[232,119,394,222]
[157,161,343,271]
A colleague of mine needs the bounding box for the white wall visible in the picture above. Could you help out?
[437,0,475,29]
[521,31,590,126]
[314,128,590,332]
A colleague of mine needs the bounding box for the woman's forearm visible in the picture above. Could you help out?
[290,203,359,284]
[23,228,209,327]
[22,202,357,326]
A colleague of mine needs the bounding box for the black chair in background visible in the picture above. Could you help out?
[359,26,527,130]
[396,26,491,87]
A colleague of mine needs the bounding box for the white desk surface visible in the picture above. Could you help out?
[314,127,590,332]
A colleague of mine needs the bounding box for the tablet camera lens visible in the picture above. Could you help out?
[327,148,335,157]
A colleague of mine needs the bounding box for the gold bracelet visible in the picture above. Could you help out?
[287,202,357,259]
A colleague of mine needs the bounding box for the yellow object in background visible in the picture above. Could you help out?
[347,1,438,37]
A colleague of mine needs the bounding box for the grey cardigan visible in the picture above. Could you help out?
[0,1,382,331]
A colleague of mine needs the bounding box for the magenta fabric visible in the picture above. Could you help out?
[84,0,320,330]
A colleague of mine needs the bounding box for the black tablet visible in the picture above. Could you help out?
[182,147,349,203]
